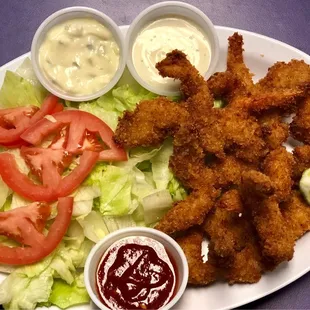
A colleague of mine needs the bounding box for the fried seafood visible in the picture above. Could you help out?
[155,187,218,235]
[156,49,214,114]
[227,32,254,94]
[198,108,266,163]
[169,123,215,190]
[259,112,289,150]
[207,71,238,98]
[210,156,256,189]
[292,145,310,181]
[290,97,310,144]
[241,170,295,267]
[176,229,217,285]
[257,59,310,91]
[263,147,294,202]
[204,190,263,284]
[113,31,310,288]
[281,191,310,241]
[225,241,263,284]
[114,97,188,148]
[204,190,245,258]
[219,33,306,114]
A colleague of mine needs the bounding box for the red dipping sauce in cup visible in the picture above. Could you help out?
[96,236,177,310]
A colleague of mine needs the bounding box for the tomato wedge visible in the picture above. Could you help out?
[0,94,62,146]
[21,110,127,162]
[0,150,98,202]
[0,197,73,265]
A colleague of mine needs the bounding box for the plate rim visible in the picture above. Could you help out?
[0,24,309,310]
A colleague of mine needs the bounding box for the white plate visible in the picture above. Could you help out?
[0,25,309,310]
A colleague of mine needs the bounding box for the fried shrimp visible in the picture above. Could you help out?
[227,32,254,93]
[281,191,310,241]
[292,145,310,181]
[176,229,217,285]
[263,147,294,202]
[241,170,295,267]
[156,49,215,114]
[207,71,239,99]
[114,97,188,148]
[204,190,245,258]
[114,32,310,288]
[290,97,310,144]
[257,59,310,91]
[169,123,215,190]
[155,187,218,235]
[204,190,263,284]
[259,112,289,150]
[198,108,266,163]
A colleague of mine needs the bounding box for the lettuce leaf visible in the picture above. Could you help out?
[0,176,10,209]
[49,275,89,309]
[79,84,157,130]
[151,139,173,190]
[0,221,93,310]
[0,71,47,108]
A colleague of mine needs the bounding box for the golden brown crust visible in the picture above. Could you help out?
[155,187,218,235]
[292,145,310,181]
[263,147,294,202]
[176,229,217,285]
[114,97,188,148]
[257,59,310,90]
[291,97,310,144]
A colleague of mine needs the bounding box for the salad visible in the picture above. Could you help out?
[0,58,186,310]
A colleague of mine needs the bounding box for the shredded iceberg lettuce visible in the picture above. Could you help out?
[0,60,187,310]
[0,220,93,310]
[0,69,47,108]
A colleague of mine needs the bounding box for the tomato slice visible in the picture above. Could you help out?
[0,151,98,202]
[0,106,38,145]
[21,110,127,162]
[0,197,73,265]
[0,95,62,145]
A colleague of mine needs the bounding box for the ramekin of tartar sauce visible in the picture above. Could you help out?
[84,227,188,310]
[126,1,220,97]
[31,7,126,101]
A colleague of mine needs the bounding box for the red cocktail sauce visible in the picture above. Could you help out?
[96,236,177,309]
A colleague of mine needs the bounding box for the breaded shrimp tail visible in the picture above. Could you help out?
[156,50,214,112]
[227,32,254,92]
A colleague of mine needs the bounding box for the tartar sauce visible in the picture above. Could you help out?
[39,18,120,96]
[132,16,211,93]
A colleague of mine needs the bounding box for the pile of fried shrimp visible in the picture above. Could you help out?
[114,32,310,286]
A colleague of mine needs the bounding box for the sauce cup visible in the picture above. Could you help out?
[126,1,220,97]
[84,227,189,310]
[31,7,126,102]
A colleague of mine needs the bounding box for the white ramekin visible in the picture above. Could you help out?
[125,1,220,97]
[31,7,126,102]
[84,227,189,310]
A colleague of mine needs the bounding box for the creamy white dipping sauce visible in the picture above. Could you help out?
[39,18,120,96]
[132,16,211,93]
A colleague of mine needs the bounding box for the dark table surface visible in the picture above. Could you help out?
[0,0,310,309]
